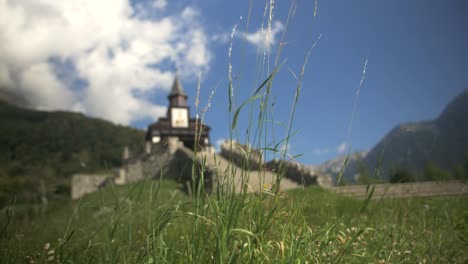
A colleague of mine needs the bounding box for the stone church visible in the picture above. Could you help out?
[145,76,211,151]
[71,77,332,200]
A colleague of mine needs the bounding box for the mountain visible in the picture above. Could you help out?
[332,89,468,183]
[310,151,368,181]
[0,100,145,207]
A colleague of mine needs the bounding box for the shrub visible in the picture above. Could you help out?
[389,167,414,183]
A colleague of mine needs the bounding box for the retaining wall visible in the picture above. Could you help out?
[71,174,109,200]
[328,180,468,199]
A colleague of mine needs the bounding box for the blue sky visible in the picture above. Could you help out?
[1,0,467,165]
[169,0,468,164]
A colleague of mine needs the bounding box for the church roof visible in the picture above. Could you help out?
[170,76,187,97]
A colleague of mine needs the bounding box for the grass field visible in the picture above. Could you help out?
[1,1,467,263]
[1,178,466,263]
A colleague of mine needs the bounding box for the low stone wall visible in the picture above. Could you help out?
[118,138,184,184]
[199,150,300,193]
[266,159,333,187]
[70,138,201,200]
[71,138,339,199]
[71,174,109,200]
[125,160,143,182]
[219,140,264,170]
[328,180,468,199]
[167,146,214,193]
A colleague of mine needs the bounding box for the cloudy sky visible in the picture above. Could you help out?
[1,0,467,164]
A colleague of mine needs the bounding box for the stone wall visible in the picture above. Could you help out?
[71,174,109,200]
[166,146,214,193]
[328,180,468,199]
[117,138,184,184]
[71,138,336,199]
[219,140,264,170]
[70,138,212,199]
[125,160,143,182]
[266,159,333,187]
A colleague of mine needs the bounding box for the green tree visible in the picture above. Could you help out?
[389,167,414,183]
[453,164,466,180]
[464,152,468,178]
[356,161,370,184]
[424,161,453,181]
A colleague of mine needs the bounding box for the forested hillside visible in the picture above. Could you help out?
[0,100,145,207]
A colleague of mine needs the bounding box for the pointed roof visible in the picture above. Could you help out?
[169,75,187,97]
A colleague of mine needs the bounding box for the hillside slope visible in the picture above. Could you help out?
[0,100,145,206]
[352,90,468,182]
[340,89,468,182]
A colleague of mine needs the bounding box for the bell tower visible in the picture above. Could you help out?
[168,76,188,108]
[167,76,189,128]
[145,75,211,151]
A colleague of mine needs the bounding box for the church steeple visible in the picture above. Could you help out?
[170,75,187,96]
[146,74,211,150]
[168,75,188,107]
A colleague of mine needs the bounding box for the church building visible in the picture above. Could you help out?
[145,76,211,150]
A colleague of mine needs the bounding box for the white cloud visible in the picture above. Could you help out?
[312,147,332,156]
[0,0,211,125]
[337,142,348,154]
[238,21,284,52]
[152,0,167,10]
[211,33,229,44]
[19,63,75,110]
[0,65,13,88]
[312,142,349,156]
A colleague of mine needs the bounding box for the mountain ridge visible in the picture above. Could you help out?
[316,89,468,183]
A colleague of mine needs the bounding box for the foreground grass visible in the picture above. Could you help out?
[2,3,466,259]
[1,179,466,263]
